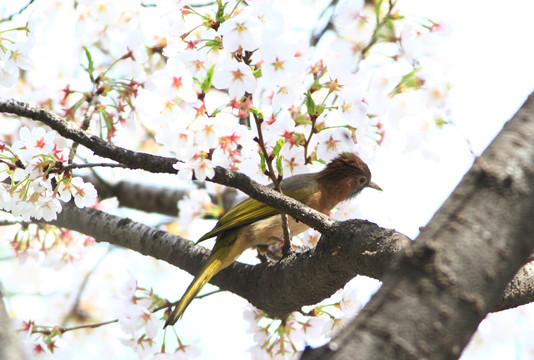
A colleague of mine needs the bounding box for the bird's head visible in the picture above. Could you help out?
[315,152,382,200]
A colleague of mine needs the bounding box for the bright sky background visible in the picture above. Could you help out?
[402,0,534,154]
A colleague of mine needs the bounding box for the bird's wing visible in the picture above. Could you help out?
[197,182,317,243]
[197,197,279,242]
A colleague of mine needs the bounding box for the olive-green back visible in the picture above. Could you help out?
[197,173,319,242]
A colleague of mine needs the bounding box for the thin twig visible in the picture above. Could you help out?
[357,0,398,65]
[195,289,223,299]
[154,289,222,312]
[49,162,129,174]
[0,0,36,23]
[69,93,100,163]
[303,115,318,165]
[253,113,292,258]
[32,319,118,335]
[310,0,339,46]
[0,219,25,227]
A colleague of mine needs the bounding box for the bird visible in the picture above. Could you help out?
[164,152,381,327]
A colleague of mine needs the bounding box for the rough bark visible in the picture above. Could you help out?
[88,175,239,216]
[301,92,534,360]
[46,202,410,318]
[45,200,533,318]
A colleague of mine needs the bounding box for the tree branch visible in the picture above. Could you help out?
[310,0,338,47]
[0,98,177,174]
[42,201,407,317]
[0,98,334,234]
[87,175,230,217]
[302,91,534,360]
[43,201,534,319]
[4,96,534,329]
[494,261,534,312]
[0,0,35,23]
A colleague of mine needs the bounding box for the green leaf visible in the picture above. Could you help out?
[215,0,227,23]
[390,69,422,95]
[201,65,215,93]
[258,151,266,173]
[375,0,384,22]
[276,155,283,176]
[250,107,264,120]
[82,47,94,75]
[305,91,316,115]
[204,38,223,50]
[315,104,326,117]
[67,98,86,120]
[253,66,262,78]
[376,17,396,42]
[211,108,222,117]
[434,116,447,127]
[272,138,284,157]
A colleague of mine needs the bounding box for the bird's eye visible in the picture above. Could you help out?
[359,176,367,185]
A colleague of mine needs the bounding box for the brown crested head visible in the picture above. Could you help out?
[315,152,380,199]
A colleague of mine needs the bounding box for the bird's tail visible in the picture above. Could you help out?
[164,240,234,327]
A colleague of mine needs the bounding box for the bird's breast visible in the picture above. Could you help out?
[235,188,343,250]
[239,215,311,248]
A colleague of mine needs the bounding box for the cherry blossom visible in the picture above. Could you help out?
[8,40,34,71]
[156,124,196,158]
[271,82,304,113]
[55,177,97,209]
[118,301,159,338]
[177,189,213,232]
[339,287,362,316]
[13,126,56,161]
[334,0,365,28]
[335,87,368,125]
[260,38,304,87]
[173,155,215,182]
[174,50,208,77]
[69,177,98,208]
[314,127,356,162]
[163,57,198,103]
[212,59,257,99]
[218,11,263,52]
[251,2,285,39]
[35,196,62,221]
[192,116,222,150]
[0,58,19,87]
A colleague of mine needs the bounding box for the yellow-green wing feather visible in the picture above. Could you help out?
[197,184,317,242]
[165,232,237,326]
[197,198,277,242]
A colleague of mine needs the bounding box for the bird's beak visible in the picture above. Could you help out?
[368,181,382,191]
